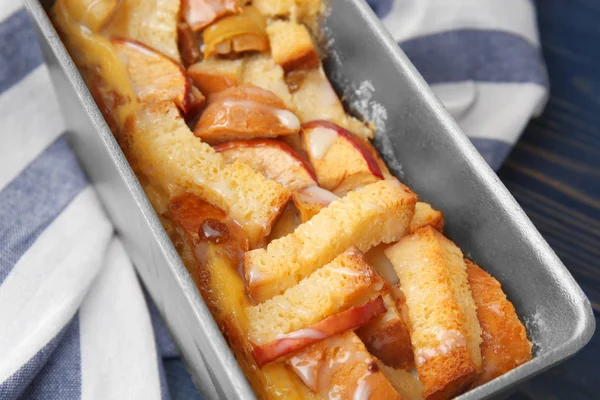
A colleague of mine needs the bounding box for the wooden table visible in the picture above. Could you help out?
[501,0,600,398]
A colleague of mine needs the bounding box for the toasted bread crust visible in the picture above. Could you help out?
[267,20,320,73]
[245,179,417,302]
[385,227,483,399]
[288,332,402,400]
[466,260,532,388]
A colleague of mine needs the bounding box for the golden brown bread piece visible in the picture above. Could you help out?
[124,101,290,244]
[287,331,402,400]
[267,20,320,73]
[385,227,483,400]
[244,179,417,303]
[103,0,181,62]
[466,260,532,388]
[242,54,295,107]
[246,248,386,345]
[356,292,415,370]
[410,202,444,233]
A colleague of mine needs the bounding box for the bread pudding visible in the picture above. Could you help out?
[51,1,532,398]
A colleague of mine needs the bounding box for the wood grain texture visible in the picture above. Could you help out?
[501,0,600,398]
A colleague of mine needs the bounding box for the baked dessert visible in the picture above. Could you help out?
[51,1,532,398]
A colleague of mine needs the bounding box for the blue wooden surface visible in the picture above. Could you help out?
[165,0,600,398]
[501,0,600,398]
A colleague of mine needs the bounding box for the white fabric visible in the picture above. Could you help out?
[0,66,63,189]
[80,239,163,400]
[0,188,111,383]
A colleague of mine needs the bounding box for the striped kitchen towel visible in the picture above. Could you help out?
[369,0,549,170]
[0,0,547,399]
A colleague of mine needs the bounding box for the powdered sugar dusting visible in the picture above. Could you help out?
[523,308,546,355]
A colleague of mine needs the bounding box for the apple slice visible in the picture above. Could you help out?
[182,0,241,32]
[291,185,339,223]
[301,120,384,196]
[214,139,316,191]
[62,0,121,32]
[202,6,269,59]
[194,84,301,144]
[111,38,192,112]
[288,332,403,400]
[187,58,243,97]
[251,296,386,367]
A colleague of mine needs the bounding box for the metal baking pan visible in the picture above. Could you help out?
[25,0,595,399]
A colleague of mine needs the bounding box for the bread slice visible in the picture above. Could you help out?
[124,101,290,244]
[242,54,294,107]
[187,58,244,97]
[267,20,320,73]
[380,364,424,400]
[246,248,385,345]
[385,227,483,399]
[287,331,402,399]
[290,68,374,139]
[356,293,415,370]
[103,0,181,62]
[466,260,532,388]
[410,202,444,233]
[244,179,417,302]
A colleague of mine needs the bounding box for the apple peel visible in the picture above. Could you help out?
[251,296,386,368]
[302,120,384,180]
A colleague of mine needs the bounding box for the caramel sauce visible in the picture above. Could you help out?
[177,21,201,67]
[285,70,308,93]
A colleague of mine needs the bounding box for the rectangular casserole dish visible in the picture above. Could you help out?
[25,0,595,399]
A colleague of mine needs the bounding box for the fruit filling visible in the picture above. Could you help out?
[52,1,533,398]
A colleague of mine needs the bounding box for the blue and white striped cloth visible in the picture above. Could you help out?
[0,0,548,398]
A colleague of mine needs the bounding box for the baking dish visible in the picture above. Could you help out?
[25,0,595,399]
